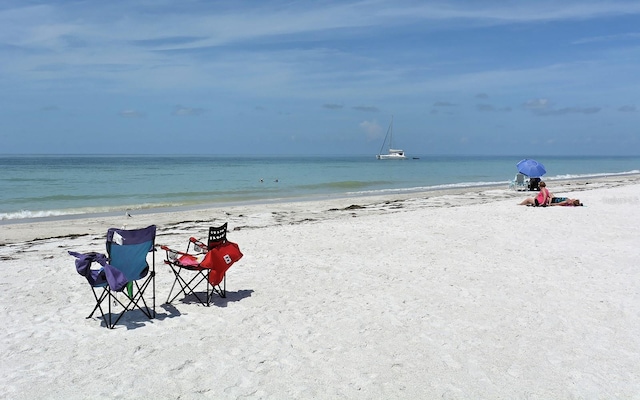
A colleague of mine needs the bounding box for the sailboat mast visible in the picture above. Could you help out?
[378,115,393,155]
[388,115,394,149]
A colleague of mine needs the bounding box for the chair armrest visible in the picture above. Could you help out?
[187,237,208,253]
[160,245,191,261]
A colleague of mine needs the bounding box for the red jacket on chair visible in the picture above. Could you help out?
[201,241,243,285]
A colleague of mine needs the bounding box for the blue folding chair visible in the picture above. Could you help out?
[70,225,156,329]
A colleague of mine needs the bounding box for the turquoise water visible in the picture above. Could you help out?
[1,154,638,221]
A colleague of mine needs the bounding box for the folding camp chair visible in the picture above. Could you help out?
[69,225,156,329]
[509,173,528,191]
[162,223,242,306]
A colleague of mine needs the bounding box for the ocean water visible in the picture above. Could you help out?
[1,154,638,221]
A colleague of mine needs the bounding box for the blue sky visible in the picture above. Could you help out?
[1,1,639,156]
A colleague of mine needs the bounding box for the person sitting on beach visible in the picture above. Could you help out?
[550,198,583,207]
[518,181,550,206]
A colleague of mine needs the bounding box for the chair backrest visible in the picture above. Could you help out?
[106,225,156,282]
[208,223,228,249]
[516,173,526,184]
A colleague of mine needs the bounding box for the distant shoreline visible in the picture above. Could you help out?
[2,170,639,226]
[1,173,639,246]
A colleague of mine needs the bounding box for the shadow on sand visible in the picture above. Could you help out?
[172,289,254,308]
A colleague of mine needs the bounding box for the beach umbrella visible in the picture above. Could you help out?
[516,159,547,178]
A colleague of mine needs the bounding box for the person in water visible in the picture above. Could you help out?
[518,181,550,206]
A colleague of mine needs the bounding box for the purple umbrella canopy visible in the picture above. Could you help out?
[517,159,547,178]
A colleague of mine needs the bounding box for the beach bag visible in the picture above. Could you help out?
[201,241,243,285]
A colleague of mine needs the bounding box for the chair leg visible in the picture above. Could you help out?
[166,268,181,304]
[88,287,119,328]
[86,273,156,329]
[166,266,209,306]
[88,287,109,319]
[120,274,155,317]
[103,274,155,328]
[210,274,226,299]
[165,265,228,306]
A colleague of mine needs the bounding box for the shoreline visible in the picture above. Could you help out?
[2,173,639,246]
[1,169,638,226]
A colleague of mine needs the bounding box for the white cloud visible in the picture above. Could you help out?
[522,99,601,116]
[172,106,205,116]
[572,32,640,45]
[119,110,145,118]
[523,98,550,110]
[353,106,379,112]
[359,120,383,141]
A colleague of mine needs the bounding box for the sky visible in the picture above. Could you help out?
[1,1,639,156]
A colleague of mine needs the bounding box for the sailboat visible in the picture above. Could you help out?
[376,115,406,160]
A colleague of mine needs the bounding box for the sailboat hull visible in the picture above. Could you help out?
[376,149,407,160]
[376,151,406,160]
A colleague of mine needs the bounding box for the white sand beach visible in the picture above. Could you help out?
[1,175,639,399]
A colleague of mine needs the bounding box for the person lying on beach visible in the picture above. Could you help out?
[547,192,585,206]
[547,193,567,204]
[550,198,583,206]
[518,181,550,206]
